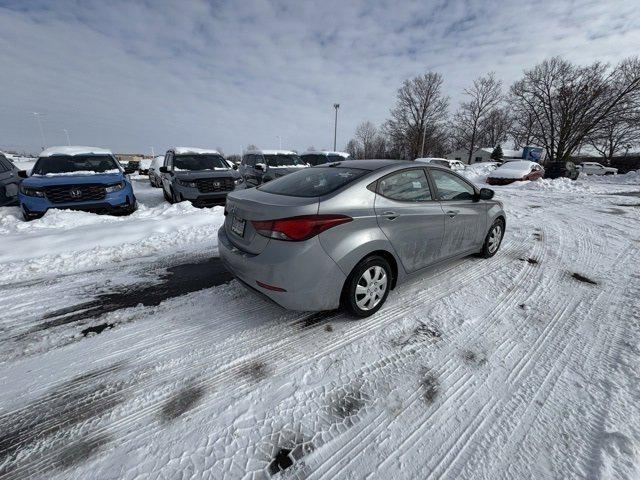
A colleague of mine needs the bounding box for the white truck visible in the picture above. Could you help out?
[577,162,618,175]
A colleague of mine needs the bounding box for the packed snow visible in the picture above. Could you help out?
[486,160,538,179]
[38,146,113,157]
[0,168,638,480]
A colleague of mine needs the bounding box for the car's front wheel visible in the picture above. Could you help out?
[342,255,392,318]
[481,219,504,258]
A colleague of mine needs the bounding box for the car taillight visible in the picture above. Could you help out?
[251,214,352,241]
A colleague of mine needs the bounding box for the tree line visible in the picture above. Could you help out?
[345,56,640,164]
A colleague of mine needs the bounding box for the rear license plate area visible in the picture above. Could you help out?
[231,215,245,237]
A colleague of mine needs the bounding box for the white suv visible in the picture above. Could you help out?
[577,162,617,175]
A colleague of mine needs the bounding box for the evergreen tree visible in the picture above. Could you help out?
[490,144,504,162]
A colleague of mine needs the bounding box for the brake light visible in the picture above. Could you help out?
[251,214,352,241]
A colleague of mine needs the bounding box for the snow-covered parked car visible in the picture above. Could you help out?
[0,152,21,207]
[486,160,544,185]
[240,150,308,187]
[576,162,617,175]
[415,158,466,171]
[300,151,350,166]
[17,146,137,221]
[148,155,164,187]
[159,147,244,207]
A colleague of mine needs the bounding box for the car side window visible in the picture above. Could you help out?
[431,169,475,201]
[244,155,255,167]
[0,158,9,173]
[378,169,432,202]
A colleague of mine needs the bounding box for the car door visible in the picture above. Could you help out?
[373,168,445,273]
[243,154,261,187]
[429,168,485,258]
[0,156,19,206]
[161,152,173,192]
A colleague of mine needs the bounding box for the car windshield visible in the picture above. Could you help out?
[258,167,368,197]
[264,154,303,167]
[174,154,229,171]
[32,155,120,175]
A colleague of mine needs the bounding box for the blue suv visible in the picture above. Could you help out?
[18,146,137,221]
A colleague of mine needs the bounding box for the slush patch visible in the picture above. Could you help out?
[160,385,206,422]
[527,258,539,265]
[56,434,111,469]
[240,360,270,382]
[324,324,334,332]
[329,385,368,420]
[81,322,115,337]
[571,273,598,285]
[421,371,439,403]
[268,448,294,475]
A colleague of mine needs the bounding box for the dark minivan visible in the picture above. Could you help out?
[0,153,21,206]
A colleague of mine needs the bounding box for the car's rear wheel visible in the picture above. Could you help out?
[481,219,504,258]
[342,256,391,318]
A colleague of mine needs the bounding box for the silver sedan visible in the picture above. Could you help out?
[218,160,506,317]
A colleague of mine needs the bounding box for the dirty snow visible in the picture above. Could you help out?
[0,171,638,480]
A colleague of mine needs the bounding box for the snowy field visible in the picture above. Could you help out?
[0,167,639,479]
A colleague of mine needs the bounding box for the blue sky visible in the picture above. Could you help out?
[1,0,639,155]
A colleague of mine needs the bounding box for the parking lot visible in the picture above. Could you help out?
[1,168,639,479]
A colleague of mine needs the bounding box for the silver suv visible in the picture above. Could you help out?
[219,160,505,317]
[239,150,307,187]
[159,147,244,207]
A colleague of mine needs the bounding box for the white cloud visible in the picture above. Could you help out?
[1,0,639,154]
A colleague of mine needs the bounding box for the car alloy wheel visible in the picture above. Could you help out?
[355,266,388,311]
[488,224,502,254]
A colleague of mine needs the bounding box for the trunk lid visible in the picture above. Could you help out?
[224,188,319,254]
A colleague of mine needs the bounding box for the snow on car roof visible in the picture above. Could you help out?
[302,151,350,157]
[172,147,221,155]
[39,146,113,157]
[246,149,298,155]
[489,160,538,179]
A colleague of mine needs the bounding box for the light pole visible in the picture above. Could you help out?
[33,112,46,150]
[63,128,71,146]
[333,103,340,151]
[420,122,427,158]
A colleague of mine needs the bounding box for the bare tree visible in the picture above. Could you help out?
[384,72,449,159]
[586,114,640,164]
[345,139,360,159]
[354,121,378,158]
[510,56,640,163]
[450,73,503,163]
[510,109,537,149]
[478,107,512,148]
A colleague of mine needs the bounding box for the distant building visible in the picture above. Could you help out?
[446,146,545,164]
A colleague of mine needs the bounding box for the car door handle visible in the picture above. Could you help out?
[382,211,398,220]
[446,210,459,218]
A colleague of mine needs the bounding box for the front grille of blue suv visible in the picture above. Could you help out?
[18,147,137,221]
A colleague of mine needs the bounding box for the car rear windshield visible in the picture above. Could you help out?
[258,167,368,197]
[264,154,304,167]
[174,154,229,171]
[32,155,120,175]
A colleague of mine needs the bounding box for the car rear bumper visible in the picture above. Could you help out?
[217,227,346,311]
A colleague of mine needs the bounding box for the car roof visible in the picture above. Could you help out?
[39,146,113,157]
[314,159,416,171]
[170,147,221,155]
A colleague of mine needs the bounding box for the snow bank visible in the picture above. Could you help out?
[461,162,498,184]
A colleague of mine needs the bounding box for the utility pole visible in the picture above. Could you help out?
[63,129,71,146]
[333,103,340,151]
[420,122,427,158]
[33,112,46,150]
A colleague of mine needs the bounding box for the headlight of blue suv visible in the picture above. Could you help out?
[105,182,125,193]
[176,179,198,188]
[19,185,45,197]
[234,177,244,185]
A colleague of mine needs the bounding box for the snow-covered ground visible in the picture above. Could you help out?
[0,168,639,479]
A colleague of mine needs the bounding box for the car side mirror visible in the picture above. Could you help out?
[479,188,494,200]
[159,166,168,173]
[255,163,266,172]
[232,164,238,170]
[18,170,28,178]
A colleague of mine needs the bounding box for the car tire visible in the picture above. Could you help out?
[163,186,173,203]
[342,255,392,318]
[481,218,505,258]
